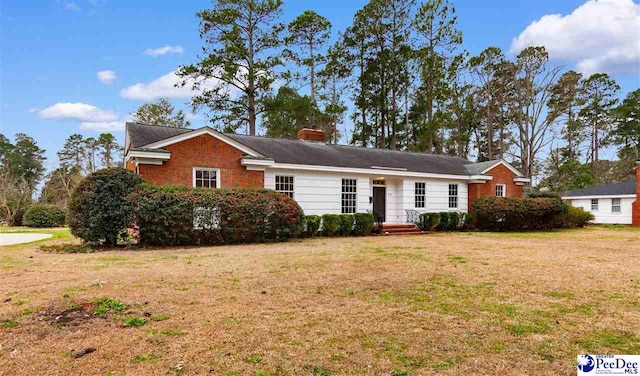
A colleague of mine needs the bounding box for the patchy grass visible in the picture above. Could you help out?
[0,227,638,375]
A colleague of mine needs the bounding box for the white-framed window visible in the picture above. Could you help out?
[415,182,426,208]
[591,199,599,211]
[193,167,220,188]
[341,178,357,213]
[448,184,458,209]
[495,184,506,197]
[275,175,294,198]
[612,198,621,213]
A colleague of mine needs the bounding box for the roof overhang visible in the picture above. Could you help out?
[513,176,531,186]
[125,149,171,165]
[241,159,487,180]
[139,127,263,157]
[562,194,636,200]
[480,160,525,177]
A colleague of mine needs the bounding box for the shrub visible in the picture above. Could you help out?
[436,212,449,231]
[527,191,561,199]
[304,215,321,237]
[321,214,340,236]
[472,196,565,231]
[338,214,354,236]
[353,213,374,236]
[420,213,439,231]
[69,168,143,246]
[462,213,473,228]
[130,185,304,246]
[448,212,460,230]
[24,204,66,227]
[551,206,594,228]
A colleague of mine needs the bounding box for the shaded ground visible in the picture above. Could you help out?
[0,227,639,375]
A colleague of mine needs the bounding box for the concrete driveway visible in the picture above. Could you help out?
[0,233,52,246]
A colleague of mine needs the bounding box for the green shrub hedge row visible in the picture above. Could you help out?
[24,204,67,227]
[129,185,305,246]
[472,196,592,231]
[304,213,375,237]
[419,212,471,231]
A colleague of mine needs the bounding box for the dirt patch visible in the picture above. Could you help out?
[35,301,101,327]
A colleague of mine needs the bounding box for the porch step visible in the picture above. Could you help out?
[378,223,422,235]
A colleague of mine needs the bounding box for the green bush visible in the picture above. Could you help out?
[448,212,460,230]
[321,214,340,236]
[69,168,143,245]
[436,212,449,231]
[130,185,304,246]
[527,191,561,199]
[551,206,594,228]
[472,196,565,231]
[304,215,321,237]
[339,214,354,236]
[23,204,66,227]
[353,213,375,236]
[463,213,473,228]
[419,213,438,231]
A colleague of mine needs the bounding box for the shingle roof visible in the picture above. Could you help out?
[225,133,475,175]
[126,122,191,148]
[464,160,502,175]
[563,180,636,197]
[125,123,526,177]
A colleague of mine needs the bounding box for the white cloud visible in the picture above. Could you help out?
[39,102,118,122]
[62,1,80,11]
[510,0,640,75]
[79,121,125,131]
[143,45,184,57]
[120,70,236,101]
[97,70,116,85]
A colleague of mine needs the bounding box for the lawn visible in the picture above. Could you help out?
[0,227,639,375]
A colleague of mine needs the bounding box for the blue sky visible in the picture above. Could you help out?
[1,0,639,171]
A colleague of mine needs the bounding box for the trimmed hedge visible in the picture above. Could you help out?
[322,214,340,236]
[551,206,594,228]
[339,214,354,236]
[24,204,67,227]
[472,196,565,231]
[436,212,449,231]
[69,168,143,246]
[353,213,374,236]
[130,185,304,246]
[304,215,321,237]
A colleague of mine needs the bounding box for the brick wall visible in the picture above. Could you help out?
[632,163,640,227]
[467,163,525,209]
[135,134,263,188]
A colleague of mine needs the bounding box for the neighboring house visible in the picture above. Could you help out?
[562,164,640,227]
[124,123,530,224]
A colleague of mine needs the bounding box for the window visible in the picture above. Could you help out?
[372,179,386,186]
[591,199,599,211]
[275,175,294,198]
[341,179,357,213]
[495,184,506,197]
[448,184,458,209]
[193,168,219,188]
[612,198,621,213]
[415,182,426,208]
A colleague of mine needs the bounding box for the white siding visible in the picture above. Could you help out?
[568,197,634,225]
[265,169,370,216]
[401,178,468,214]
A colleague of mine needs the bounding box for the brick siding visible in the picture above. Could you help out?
[134,134,263,188]
[467,163,525,209]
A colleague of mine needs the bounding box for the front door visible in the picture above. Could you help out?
[373,186,386,222]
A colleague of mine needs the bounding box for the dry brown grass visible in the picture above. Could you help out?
[1,227,639,375]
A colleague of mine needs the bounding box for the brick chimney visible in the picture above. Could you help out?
[633,160,640,226]
[297,128,326,142]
